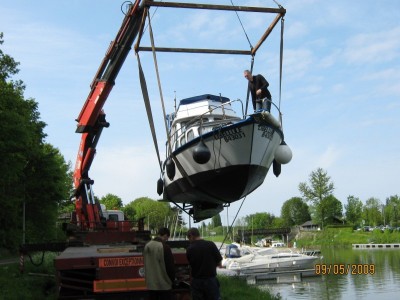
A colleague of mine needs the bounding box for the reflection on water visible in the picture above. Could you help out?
[257,248,400,299]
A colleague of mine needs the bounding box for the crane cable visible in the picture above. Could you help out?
[229,0,253,51]
[229,0,254,116]
[219,196,247,251]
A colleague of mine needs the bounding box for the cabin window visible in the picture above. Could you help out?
[187,129,195,142]
[181,122,187,132]
[180,136,186,146]
[108,214,119,221]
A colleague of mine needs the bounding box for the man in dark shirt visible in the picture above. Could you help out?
[244,69,272,112]
[186,227,222,300]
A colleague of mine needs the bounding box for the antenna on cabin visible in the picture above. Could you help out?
[174,90,177,114]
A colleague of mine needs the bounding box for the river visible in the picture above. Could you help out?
[257,247,400,299]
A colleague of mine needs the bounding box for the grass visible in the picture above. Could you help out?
[0,252,57,300]
[219,275,281,300]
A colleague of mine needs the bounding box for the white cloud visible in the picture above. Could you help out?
[316,146,342,168]
[91,145,162,204]
[285,21,308,40]
[283,48,313,80]
[344,27,400,65]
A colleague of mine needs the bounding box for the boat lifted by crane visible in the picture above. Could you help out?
[132,1,292,222]
[73,0,291,227]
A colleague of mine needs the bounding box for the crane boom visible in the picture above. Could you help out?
[73,0,145,229]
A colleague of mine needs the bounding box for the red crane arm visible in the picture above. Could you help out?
[73,0,145,229]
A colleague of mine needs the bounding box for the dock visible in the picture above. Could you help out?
[352,243,400,249]
[217,268,318,284]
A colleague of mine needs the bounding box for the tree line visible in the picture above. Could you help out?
[0,33,72,252]
[232,168,399,232]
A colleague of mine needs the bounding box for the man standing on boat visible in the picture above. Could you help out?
[244,69,272,112]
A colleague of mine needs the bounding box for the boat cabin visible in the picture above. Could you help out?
[167,94,242,152]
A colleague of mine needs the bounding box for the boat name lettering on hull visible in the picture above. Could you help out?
[258,125,274,140]
[214,128,245,142]
[99,256,144,268]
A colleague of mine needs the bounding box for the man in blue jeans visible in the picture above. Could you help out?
[186,227,222,300]
[244,69,272,112]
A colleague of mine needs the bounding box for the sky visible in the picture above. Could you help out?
[1,0,399,225]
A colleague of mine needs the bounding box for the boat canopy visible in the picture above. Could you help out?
[179,94,230,106]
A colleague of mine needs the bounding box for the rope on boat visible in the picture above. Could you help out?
[219,197,247,251]
[212,126,223,171]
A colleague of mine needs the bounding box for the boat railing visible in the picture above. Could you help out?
[169,99,244,149]
[246,98,282,118]
[168,97,282,151]
[188,98,244,125]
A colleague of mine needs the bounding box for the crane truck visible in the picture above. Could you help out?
[56,1,191,298]
[20,1,191,299]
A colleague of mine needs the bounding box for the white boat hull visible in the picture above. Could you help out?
[226,251,320,275]
[162,112,283,220]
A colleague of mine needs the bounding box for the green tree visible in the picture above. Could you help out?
[167,206,186,238]
[280,197,310,226]
[345,195,363,226]
[211,214,222,227]
[123,201,137,221]
[0,33,72,249]
[385,195,399,227]
[245,212,275,229]
[25,144,72,242]
[362,197,382,226]
[321,195,343,225]
[299,168,335,228]
[99,193,123,210]
[271,217,285,228]
[129,197,171,232]
[0,32,19,82]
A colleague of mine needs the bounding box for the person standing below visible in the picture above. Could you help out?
[186,227,222,300]
[244,69,272,112]
[143,227,175,300]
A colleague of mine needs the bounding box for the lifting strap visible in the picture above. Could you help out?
[146,12,171,157]
[145,10,195,187]
[279,17,284,111]
[278,17,284,127]
[137,54,162,172]
[244,56,255,115]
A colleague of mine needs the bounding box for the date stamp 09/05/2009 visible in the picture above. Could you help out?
[314,264,376,275]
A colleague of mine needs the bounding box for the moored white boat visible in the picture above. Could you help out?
[224,246,320,275]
